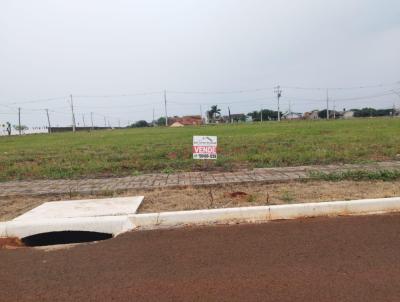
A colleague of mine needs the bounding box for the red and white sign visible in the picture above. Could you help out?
[193,136,217,160]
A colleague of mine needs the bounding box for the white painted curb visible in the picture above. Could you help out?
[2,197,400,240]
[0,216,134,239]
[129,197,400,230]
[0,223,6,238]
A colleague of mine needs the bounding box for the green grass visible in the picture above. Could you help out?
[309,169,400,182]
[0,118,400,181]
[280,191,295,203]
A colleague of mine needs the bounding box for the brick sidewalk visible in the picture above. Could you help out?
[1,161,400,197]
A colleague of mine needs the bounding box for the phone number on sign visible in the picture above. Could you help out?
[193,154,217,159]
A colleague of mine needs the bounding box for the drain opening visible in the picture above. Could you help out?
[22,231,113,247]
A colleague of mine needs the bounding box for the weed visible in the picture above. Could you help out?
[131,170,142,176]
[247,194,257,203]
[309,169,400,182]
[162,167,175,174]
[280,191,294,203]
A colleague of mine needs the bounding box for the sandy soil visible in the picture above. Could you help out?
[1,179,400,221]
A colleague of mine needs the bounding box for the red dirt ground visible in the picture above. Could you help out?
[1,214,400,301]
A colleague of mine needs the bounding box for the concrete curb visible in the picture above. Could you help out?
[129,197,400,230]
[2,197,400,240]
[0,216,134,239]
[0,223,6,238]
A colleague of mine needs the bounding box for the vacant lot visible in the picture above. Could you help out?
[0,118,399,181]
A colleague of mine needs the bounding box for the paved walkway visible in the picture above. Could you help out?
[1,161,400,197]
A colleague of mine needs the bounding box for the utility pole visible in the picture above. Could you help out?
[152,108,155,126]
[45,109,51,133]
[333,99,336,119]
[274,86,282,121]
[392,90,400,116]
[228,106,232,123]
[104,116,107,127]
[82,114,86,127]
[260,107,263,122]
[18,107,21,135]
[90,112,94,130]
[118,119,121,128]
[70,95,76,132]
[326,89,330,120]
[164,89,168,126]
[200,105,203,124]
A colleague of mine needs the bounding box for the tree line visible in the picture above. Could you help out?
[127,105,398,128]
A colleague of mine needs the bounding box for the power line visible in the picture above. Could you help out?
[168,97,275,106]
[0,92,162,107]
[74,102,161,109]
[391,90,400,98]
[282,81,400,91]
[333,91,394,102]
[1,80,398,107]
[2,96,68,106]
[167,87,275,95]
[73,92,163,98]
[2,83,399,128]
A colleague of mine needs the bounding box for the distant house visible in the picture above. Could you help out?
[283,112,302,120]
[342,110,355,119]
[303,110,319,120]
[222,113,246,123]
[170,122,184,127]
[169,115,202,126]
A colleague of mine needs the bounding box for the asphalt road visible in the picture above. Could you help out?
[1,214,400,302]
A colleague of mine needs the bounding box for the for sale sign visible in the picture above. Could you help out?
[193,136,217,160]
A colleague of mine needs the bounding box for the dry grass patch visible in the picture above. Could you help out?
[2,179,400,221]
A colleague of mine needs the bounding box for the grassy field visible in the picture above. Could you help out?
[0,118,399,181]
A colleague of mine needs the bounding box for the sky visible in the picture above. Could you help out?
[1,0,400,127]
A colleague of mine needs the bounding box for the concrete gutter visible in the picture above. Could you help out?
[0,196,142,239]
[0,216,134,239]
[1,197,400,239]
[129,197,400,230]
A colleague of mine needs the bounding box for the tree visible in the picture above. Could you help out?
[318,109,339,119]
[134,120,149,128]
[231,114,247,122]
[6,122,11,136]
[318,110,329,119]
[13,124,28,132]
[206,105,222,123]
[157,117,166,126]
[247,109,281,121]
[351,108,391,118]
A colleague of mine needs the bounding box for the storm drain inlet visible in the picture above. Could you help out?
[21,231,113,247]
